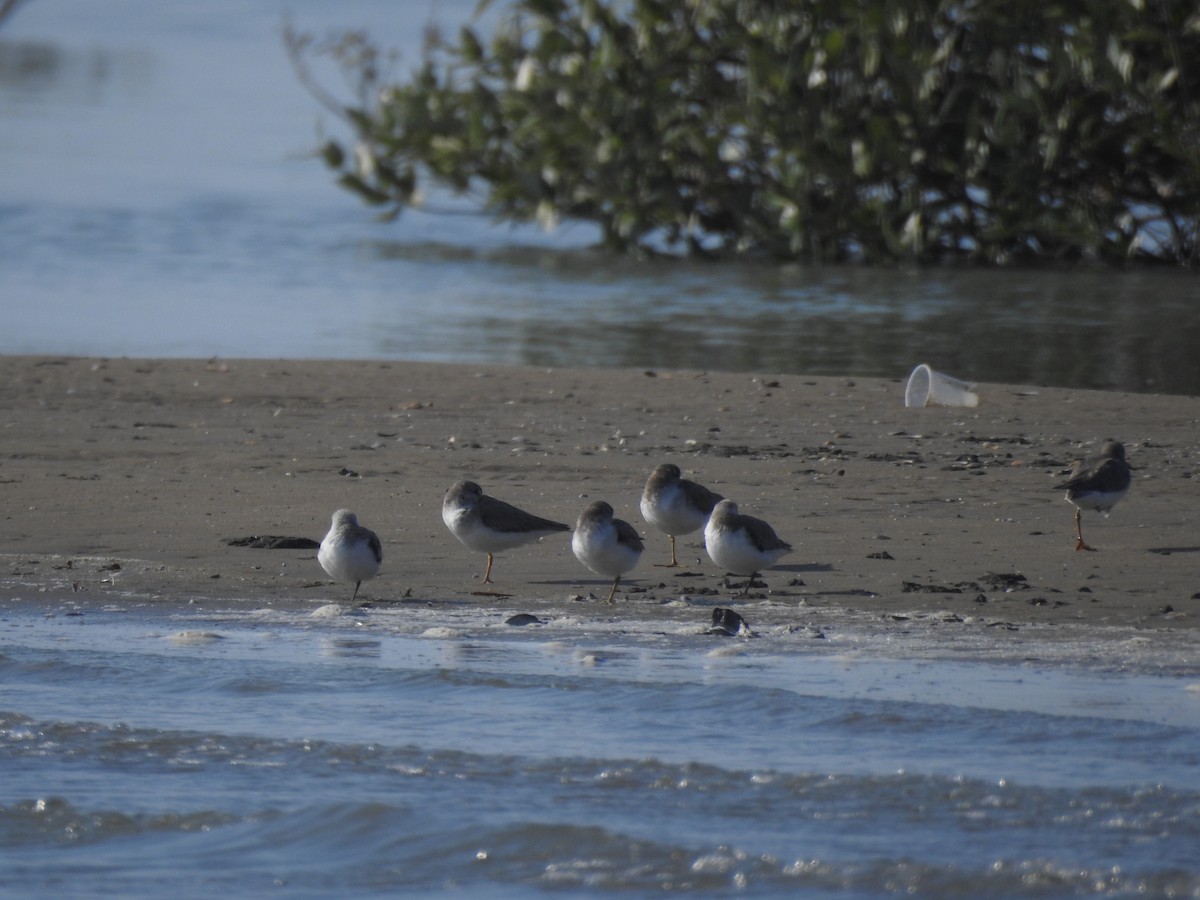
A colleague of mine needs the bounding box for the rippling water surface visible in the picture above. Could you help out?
[3,600,1199,896]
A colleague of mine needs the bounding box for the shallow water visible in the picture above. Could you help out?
[3,599,1199,896]
[2,0,1199,393]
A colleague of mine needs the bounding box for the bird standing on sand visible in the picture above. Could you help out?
[640,463,724,567]
[704,499,792,596]
[318,509,382,602]
[572,501,644,602]
[1057,440,1132,551]
[442,480,570,583]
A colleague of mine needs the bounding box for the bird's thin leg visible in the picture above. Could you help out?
[351,580,361,603]
[656,535,681,567]
[483,553,495,583]
[1074,509,1096,552]
[738,573,758,597]
[606,575,620,603]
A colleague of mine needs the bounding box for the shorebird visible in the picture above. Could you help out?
[1057,440,1132,551]
[572,500,644,602]
[639,463,723,566]
[317,509,382,602]
[442,480,569,583]
[704,499,792,596]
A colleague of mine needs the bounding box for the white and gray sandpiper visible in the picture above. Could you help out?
[704,498,792,596]
[640,463,724,567]
[442,479,571,583]
[572,500,645,602]
[317,508,382,603]
[1056,440,1132,552]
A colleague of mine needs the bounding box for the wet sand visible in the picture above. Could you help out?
[2,355,1197,655]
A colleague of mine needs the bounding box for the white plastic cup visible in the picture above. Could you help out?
[904,364,979,408]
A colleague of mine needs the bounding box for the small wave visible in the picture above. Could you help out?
[3,707,1199,894]
[0,796,242,848]
[166,630,225,644]
[4,789,1196,897]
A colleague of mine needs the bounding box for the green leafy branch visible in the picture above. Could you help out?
[287,0,1200,265]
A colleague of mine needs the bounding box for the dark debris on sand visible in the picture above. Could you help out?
[227,535,321,550]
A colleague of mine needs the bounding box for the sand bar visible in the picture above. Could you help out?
[2,355,1197,663]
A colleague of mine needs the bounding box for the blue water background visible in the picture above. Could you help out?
[1,0,1198,392]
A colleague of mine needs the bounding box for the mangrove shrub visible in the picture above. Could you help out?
[288,0,1200,265]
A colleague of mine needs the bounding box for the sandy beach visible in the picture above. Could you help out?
[2,355,1197,653]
